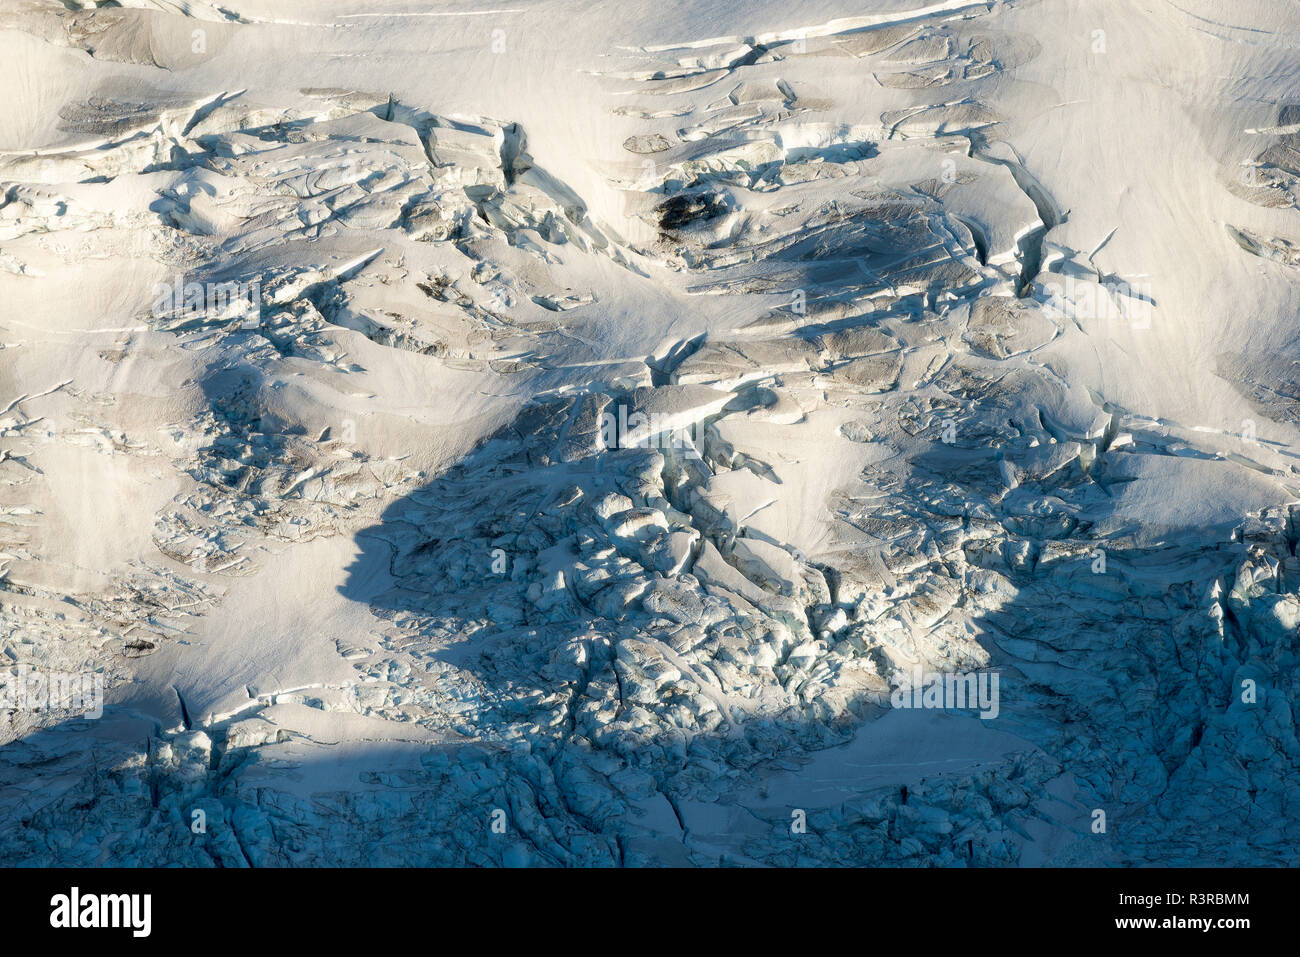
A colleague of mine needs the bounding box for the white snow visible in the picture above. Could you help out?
[0,0,1297,867]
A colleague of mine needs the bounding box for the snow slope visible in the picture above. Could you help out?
[0,0,1297,866]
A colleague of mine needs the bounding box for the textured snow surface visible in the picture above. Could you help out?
[0,0,1298,866]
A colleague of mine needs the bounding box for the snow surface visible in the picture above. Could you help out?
[0,0,1297,866]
